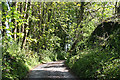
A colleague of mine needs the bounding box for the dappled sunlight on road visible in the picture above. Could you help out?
[26,61,77,80]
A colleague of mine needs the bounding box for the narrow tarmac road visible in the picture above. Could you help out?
[25,60,77,80]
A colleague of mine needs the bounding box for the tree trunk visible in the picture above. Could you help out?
[11,2,16,40]
[2,2,6,37]
[69,2,85,54]
[21,1,30,49]
[37,2,42,52]
[14,2,17,41]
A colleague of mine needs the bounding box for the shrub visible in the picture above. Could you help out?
[66,48,120,79]
[2,42,40,80]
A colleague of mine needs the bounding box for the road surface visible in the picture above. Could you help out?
[25,60,77,80]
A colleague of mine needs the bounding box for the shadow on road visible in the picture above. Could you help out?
[24,61,78,80]
[24,70,77,80]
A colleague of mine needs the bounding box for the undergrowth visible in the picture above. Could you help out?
[2,42,65,80]
[66,21,120,79]
[2,42,39,80]
[66,48,120,79]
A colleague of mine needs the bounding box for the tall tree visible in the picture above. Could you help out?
[21,1,30,49]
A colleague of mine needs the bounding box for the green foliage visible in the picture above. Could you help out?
[2,2,120,80]
[2,42,66,79]
[66,22,120,79]
[38,49,57,63]
[57,51,69,60]
[2,42,40,80]
[66,48,120,79]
